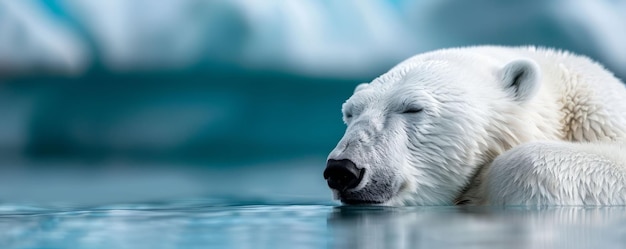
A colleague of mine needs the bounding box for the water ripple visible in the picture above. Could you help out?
[1,200,626,249]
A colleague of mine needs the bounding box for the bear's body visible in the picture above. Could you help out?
[467,141,626,205]
[323,46,626,206]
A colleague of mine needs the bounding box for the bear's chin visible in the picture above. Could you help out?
[336,187,397,206]
[340,198,385,205]
[337,192,390,205]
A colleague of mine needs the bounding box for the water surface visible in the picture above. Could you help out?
[2,200,626,249]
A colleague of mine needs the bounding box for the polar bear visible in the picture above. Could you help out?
[322,46,626,206]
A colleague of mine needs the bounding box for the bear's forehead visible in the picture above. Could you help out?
[369,60,461,92]
[348,76,439,109]
[375,60,445,84]
[347,59,496,110]
[370,54,498,92]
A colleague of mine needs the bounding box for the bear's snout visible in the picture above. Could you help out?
[323,159,364,192]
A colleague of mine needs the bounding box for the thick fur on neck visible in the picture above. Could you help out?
[456,53,626,205]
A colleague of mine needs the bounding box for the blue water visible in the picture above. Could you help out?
[2,199,626,249]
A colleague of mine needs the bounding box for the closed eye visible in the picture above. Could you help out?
[402,108,423,114]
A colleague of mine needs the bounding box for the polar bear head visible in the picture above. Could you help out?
[323,50,546,205]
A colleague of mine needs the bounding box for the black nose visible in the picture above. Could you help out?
[323,159,364,191]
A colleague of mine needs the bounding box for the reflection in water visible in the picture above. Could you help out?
[328,206,626,249]
[0,203,332,249]
[1,202,626,249]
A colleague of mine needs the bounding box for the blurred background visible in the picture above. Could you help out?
[1,0,626,206]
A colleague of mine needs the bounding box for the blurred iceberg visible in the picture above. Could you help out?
[0,0,414,77]
[0,1,88,74]
[1,0,625,78]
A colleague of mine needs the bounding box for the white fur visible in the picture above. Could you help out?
[484,141,626,205]
[327,45,626,206]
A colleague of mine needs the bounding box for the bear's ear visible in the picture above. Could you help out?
[500,59,541,102]
[354,83,369,93]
